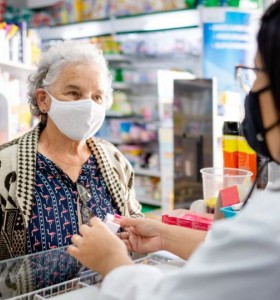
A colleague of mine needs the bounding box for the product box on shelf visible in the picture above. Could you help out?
[0,0,6,22]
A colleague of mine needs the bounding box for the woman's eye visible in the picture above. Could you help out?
[93,95,103,103]
[68,91,79,97]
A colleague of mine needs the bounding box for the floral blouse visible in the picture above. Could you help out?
[27,152,120,253]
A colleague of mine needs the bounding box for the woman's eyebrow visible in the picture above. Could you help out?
[63,84,82,91]
[94,89,105,95]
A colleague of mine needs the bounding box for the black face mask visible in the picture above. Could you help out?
[241,86,280,160]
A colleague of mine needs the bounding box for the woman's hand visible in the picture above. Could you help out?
[119,218,166,254]
[68,217,133,277]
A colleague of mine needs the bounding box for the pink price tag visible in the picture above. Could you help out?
[220,185,240,207]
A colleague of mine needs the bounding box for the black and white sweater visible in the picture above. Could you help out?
[0,123,143,261]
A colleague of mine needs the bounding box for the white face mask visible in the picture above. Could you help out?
[45,91,105,141]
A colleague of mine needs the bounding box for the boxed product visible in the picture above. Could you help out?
[162,209,213,231]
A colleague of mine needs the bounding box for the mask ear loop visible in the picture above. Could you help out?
[241,159,270,209]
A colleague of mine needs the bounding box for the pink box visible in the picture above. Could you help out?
[162,214,177,225]
[162,210,213,231]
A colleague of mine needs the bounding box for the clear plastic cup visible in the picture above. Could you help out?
[200,167,253,213]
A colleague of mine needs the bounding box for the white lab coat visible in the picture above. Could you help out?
[98,180,280,300]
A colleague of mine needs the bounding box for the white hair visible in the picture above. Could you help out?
[28,40,113,118]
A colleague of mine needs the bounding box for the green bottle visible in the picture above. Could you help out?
[227,0,240,7]
[204,0,221,7]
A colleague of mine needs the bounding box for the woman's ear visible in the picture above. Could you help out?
[36,88,49,113]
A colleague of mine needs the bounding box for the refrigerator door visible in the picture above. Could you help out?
[173,79,217,208]
[157,70,196,212]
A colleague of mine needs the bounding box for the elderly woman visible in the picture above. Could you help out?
[0,40,143,261]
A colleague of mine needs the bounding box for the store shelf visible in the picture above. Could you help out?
[106,137,155,145]
[105,112,156,123]
[138,198,161,206]
[174,201,194,209]
[27,0,60,8]
[35,9,199,40]
[106,137,123,145]
[112,82,132,90]
[134,167,161,177]
[105,111,143,119]
[0,60,36,74]
[105,54,131,62]
[7,0,59,8]
[106,111,134,118]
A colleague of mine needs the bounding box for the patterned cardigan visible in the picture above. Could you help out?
[0,123,143,260]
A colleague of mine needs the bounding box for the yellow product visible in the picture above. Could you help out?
[81,0,92,20]
[60,3,68,24]
[205,197,216,214]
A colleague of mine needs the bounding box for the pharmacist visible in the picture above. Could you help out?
[68,2,280,299]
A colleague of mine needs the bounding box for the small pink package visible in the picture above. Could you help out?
[162,209,213,231]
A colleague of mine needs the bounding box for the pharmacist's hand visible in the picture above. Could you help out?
[119,218,165,254]
[68,217,133,277]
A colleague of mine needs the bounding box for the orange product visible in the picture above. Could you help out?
[237,135,257,181]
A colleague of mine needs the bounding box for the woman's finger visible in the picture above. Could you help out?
[118,231,130,240]
[120,217,142,227]
[89,216,103,227]
[122,240,133,251]
[71,234,82,246]
[79,224,91,236]
[68,244,80,258]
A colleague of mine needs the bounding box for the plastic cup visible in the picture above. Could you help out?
[200,167,253,213]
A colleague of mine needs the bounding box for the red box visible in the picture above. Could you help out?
[162,210,213,231]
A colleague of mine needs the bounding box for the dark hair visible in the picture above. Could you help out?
[258,0,280,113]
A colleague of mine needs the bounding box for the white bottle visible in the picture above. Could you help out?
[104,213,121,234]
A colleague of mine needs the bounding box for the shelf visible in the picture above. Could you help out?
[7,0,60,8]
[105,111,139,118]
[134,167,161,177]
[0,61,36,74]
[105,54,131,62]
[113,82,157,90]
[105,111,151,120]
[138,198,161,206]
[112,82,132,90]
[174,200,193,209]
[27,0,60,8]
[106,137,155,145]
[35,9,199,40]
[106,137,123,145]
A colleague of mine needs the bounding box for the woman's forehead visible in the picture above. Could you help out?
[59,63,101,78]
[53,64,106,90]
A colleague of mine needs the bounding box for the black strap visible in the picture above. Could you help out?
[242,159,270,208]
[264,118,280,133]
[256,86,270,95]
